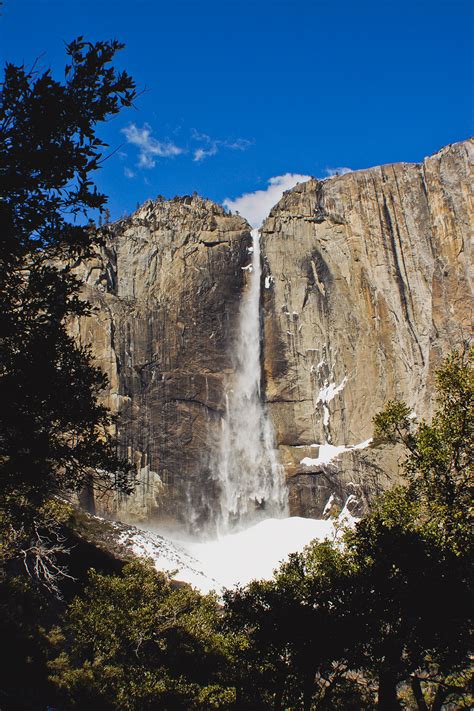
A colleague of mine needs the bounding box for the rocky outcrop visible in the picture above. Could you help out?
[261,139,472,517]
[74,141,472,526]
[71,196,250,527]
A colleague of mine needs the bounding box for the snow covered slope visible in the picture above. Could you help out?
[117,515,353,595]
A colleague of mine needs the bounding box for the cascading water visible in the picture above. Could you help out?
[213,228,288,532]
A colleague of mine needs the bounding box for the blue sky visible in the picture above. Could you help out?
[0,0,472,223]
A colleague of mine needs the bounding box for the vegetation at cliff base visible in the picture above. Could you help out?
[221,350,472,709]
[48,561,236,710]
[1,343,471,709]
[46,349,473,711]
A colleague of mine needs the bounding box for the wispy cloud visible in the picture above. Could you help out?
[123,167,136,179]
[224,138,252,151]
[192,130,252,162]
[324,166,352,178]
[122,123,184,169]
[193,145,218,162]
[223,173,311,228]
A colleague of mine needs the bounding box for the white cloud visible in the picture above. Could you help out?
[192,130,251,162]
[124,167,136,179]
[223,173,311,228]
[225,138,252,151]
[193,144,218,162]
[122,123,184,169]
[324,166,352,178]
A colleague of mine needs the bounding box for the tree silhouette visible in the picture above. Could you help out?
[0,38,137,581]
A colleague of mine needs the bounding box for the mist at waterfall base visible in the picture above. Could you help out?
[123,517,341,595]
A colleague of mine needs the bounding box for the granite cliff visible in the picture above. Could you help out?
[261,139,472,517]
[71,196,250,527]
[73,140,472,525]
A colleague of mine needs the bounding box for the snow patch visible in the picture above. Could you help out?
[338,495,359,526]
[181,517,334,593]
[117,527,220,592]
[316,376,348,404]
[300,438,372,467]
[322,493,336,517]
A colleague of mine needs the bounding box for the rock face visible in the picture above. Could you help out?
[74,140,472,526]
[261,139,472,517]
[72,196,250,527]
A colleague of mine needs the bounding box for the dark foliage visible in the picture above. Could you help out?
[0,37,135,258]
[0,39,136,572]
[48,561,235,710]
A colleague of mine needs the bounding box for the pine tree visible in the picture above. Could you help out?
[0,38,137,585]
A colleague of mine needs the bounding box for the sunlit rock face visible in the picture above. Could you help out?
[73,140,472,527]
[71,196,250,527]
[261,139,472,517]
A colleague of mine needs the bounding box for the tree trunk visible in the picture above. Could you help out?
[410,675,429,711]
[273,679,285,711]
[302,671,314,711]
[378,669,402,710]
[430,684,448,711]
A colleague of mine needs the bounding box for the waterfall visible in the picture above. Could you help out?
[213,228,288,532]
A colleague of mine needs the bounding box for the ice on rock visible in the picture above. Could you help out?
[323,493,336,517]
[316,376,348,404]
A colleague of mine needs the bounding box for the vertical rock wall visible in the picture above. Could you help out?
[72,196,250,527]
[260,139,472,517]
